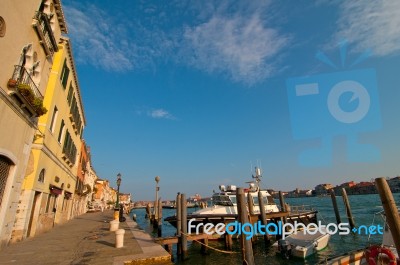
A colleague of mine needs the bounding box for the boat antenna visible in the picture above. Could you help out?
[252,166,262,189]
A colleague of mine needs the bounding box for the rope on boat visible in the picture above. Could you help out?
[180,232,240,254]
[368,213,377,242]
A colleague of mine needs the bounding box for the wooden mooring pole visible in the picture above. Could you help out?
[181,193,188,260]
[341,188,355,229]
[157,198,162,237]
[247,192,254,215]
[375,177,400,255]
[258,191,269,245]
[152,199,158,227]
[279,191,286,212]
[278,191,287,224]
[237,188,255,265]
[176,193,182,256]
[329,189,341,224]
[224,221,233,251]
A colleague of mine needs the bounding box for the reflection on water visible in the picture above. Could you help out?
[130,194,400,264]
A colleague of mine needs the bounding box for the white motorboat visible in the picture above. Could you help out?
[191,170,280,216]
[274,227,330,259]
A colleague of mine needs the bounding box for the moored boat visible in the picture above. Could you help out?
[273,227,331,259]
[165,167,318,233]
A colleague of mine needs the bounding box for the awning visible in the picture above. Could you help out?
[49,185,63,195]
[64,191,72,199]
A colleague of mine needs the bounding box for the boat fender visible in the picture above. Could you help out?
[366,245,397,265]
[313,241,318,249]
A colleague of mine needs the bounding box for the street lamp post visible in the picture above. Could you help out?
[114,173,122,220]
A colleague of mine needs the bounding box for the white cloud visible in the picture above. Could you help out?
[64,5,135,71]
[148,109,176,120]
[64,1,288,84]
[183,14,288,85]
[337,1,400,56]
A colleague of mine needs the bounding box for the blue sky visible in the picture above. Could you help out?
[62,0,400,201]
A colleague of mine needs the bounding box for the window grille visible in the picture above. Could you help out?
[0,156,13,207]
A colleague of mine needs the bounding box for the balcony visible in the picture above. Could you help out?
[32,11,58,57]
[8,65,46,118]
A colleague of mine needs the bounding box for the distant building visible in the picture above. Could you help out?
[333,181,357,195]
[119,193,131,205]
[83,148,98,211]
[388,176,400,193]
[349,181,376,195]
[93,179,115,208]
[72,141,90,218]
[286,188,313,198]
[314,183,334,195]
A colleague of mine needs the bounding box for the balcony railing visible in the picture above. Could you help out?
[8,65,45,117]
[11,65,43,99]
[32,11,58,57]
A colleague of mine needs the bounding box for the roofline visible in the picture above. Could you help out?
[59,36,87,125]
[53,0,68,34]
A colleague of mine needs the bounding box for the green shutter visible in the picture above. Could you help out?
[62,66,70,89]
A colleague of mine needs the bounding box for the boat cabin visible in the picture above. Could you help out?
[212,184,276,207]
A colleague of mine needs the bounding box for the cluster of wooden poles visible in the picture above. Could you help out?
[171,189,282,264]
[148,198,163,237]
[154,188,301,264]
[154,193,209,261]
[329,187,356,229]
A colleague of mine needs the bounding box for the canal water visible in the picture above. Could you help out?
[130,193,400,264]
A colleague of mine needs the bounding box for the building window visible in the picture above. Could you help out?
[60,59,70,89]
[0,155,13,207]
[38,168,45,183]
[69,95,82,136]
[49,106,58,133]
[62,130,77,165]
[67,84,74,106]
[58,120,65,143]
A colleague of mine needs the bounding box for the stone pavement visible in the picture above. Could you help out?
[0,210,172,265]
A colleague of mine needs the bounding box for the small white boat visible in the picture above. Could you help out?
[274,227,330,259]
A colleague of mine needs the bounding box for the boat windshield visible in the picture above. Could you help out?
[212,195,234,206]
[252,195,276,205]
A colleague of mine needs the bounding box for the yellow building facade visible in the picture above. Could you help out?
[0,0,67,247]
[12,37,86,241]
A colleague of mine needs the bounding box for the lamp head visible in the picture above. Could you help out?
[155,176,160,183]
[117,173,122,186]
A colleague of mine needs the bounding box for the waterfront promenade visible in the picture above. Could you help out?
[0,210,171,265]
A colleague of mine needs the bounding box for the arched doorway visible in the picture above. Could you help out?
[0,155,13,208]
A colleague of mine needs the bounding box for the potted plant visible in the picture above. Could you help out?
[17,83,35,103]
[7,78,18,88]
[32,98,47,116]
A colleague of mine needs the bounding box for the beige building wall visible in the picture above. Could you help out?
[0,0,67,247]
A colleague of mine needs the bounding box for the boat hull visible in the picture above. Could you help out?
[320,248,367,265]
[274,228,330,259]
